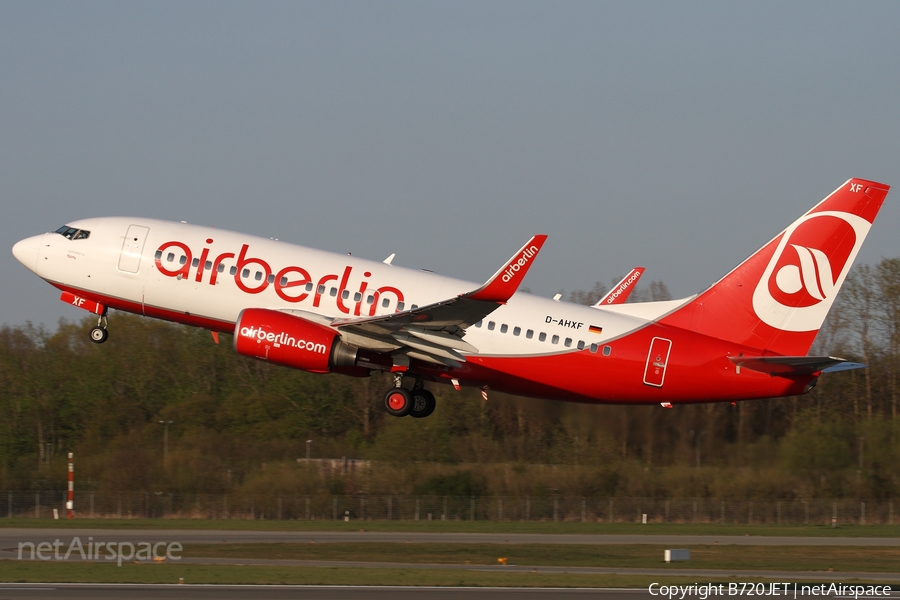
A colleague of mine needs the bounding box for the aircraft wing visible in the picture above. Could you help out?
[593,267,645,307]
[328,234,547,366]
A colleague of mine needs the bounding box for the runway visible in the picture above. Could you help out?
[0,584,646,599]
[167,556,900,582]
[0,584,897,600]
[2,528,898,547]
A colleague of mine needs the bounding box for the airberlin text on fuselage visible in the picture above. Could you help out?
[154,240,404,317]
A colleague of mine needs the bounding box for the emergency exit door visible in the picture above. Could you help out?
[643,337,672,387]
[118,225,150,273]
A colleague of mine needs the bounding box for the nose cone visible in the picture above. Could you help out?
[12,234,43,273]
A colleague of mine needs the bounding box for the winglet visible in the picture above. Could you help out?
[594,267,645,307]
[467,235,547,303]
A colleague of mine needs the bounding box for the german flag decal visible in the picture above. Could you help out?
[589,325,603,334]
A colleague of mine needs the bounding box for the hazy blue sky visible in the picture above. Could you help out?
[2,1,899,329]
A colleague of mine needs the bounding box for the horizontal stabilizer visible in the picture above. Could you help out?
[729,355,865,376]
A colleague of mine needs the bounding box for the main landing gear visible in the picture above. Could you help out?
[89,312,109,344]
[383,374,436,419]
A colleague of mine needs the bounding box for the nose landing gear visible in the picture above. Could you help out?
[89,312,109,344]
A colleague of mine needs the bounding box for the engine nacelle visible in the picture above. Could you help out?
[234,308,358,374]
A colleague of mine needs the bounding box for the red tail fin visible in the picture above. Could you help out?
[662,179,890,355]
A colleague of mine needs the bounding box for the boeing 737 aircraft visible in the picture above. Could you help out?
[11,179,890,418]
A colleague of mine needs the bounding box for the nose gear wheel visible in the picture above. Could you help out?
[89,311,109,344]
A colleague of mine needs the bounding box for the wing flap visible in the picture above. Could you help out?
[392,333,466,362]
[404,350,462,368]
[405,326,479,353]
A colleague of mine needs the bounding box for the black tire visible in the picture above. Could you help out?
[90,327,108,344]
[409,389,436,419]
[383,388,412,417]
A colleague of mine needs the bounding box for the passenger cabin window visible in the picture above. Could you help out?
[577,340,585,350]
[590,343,599,353]
[242,268,250,278]
[230,266,237,276]
[513,326,521,336]
[366,295,374,304]
[603,345,612,356]
[217,263,225,273]
[526,329,534,339]
[267,274,275,283]
[280,277,288,286]
[305,282,314,291]
[353,292,361,302]
[342,290,350,300]
[382,298,390,308]
[551,335,559,345]
[500,324,508,334]
[154,250,162,260]
[317,285,326,294]
[411,304,418,310]
[255,271,263,281]
[475,320,483,328]
[205,261,212,271]
[192,258,199,268]
[329,287,337,297]
[487,321,495,331]
[167,253,175,262]
[397,302,405,311]
[539,332,547,342]
[564,338,572,347]
[55,226,90,240]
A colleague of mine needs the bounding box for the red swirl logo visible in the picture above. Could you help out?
[766,216,856,308]
[753,210,870,332]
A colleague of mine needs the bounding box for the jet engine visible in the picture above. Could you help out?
[234,308,358,374]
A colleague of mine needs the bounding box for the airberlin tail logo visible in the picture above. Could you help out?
[752,211,870,332]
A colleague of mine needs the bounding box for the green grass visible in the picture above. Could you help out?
[0,561,892,587]
[182,543,900,573]
[2,518,899,537]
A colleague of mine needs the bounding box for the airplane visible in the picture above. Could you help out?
[10,178,890,419]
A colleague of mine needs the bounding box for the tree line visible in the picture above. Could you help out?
[0,265,897,500]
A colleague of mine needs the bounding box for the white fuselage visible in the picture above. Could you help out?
[23,217,679,358]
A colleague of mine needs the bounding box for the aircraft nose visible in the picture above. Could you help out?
[12,234,43,273]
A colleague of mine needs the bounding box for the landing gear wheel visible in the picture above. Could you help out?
[409,389,436,419]
[89,327,108,344]
[383,388,413,417]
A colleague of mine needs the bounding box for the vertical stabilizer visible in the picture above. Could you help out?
[661,179,890,356]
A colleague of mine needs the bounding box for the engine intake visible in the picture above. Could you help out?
[234,308,358,373]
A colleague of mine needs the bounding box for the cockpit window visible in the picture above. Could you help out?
[55,226,90,240]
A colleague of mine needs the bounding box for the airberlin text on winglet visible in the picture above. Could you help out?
[501,244,540,283]
[605,269,643,304]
